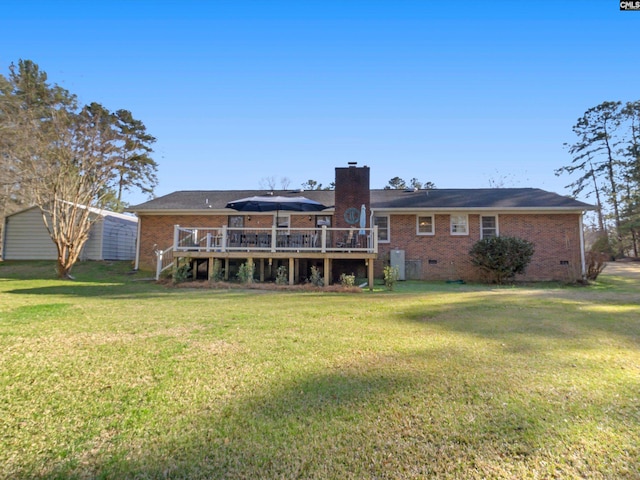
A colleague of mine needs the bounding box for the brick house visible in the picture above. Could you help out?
[128,164,594,285]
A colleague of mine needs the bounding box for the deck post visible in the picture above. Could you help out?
[373,225,378,253]
[271,225,277,253]
[174,225,180,250]
[173,256,179,280]
[221,226,228,252]
[321,225,327,253]
[324,257,331,286]
[155,250,163,281]
[259,258,265,282]
[224,258,230,280]
[367,259,374,290]
[288,257,295,285]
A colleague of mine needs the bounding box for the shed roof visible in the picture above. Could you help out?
[7,204,138,222]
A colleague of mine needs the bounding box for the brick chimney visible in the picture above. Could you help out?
[334,163,370,230]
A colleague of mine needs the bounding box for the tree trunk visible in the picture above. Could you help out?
[603,122,624,257]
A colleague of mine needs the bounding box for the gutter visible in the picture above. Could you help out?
[579,212,587,280]
[134,215,142,270]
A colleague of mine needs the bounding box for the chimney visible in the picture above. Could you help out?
[334,164,370,230]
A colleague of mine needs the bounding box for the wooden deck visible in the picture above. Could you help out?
[165,225,379,287]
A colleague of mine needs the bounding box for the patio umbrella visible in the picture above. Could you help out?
[359,204,366,235]
[225,195,327,225]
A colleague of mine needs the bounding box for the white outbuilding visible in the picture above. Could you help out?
[2,205,138,261]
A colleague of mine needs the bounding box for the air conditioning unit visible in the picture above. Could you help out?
[390,249,406,281]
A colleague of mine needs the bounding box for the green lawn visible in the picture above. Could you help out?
[0,261,638,479]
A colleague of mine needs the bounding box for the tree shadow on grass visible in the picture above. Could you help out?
[3,283,170,299]
[396,288,640,347]
[18,349,640,479]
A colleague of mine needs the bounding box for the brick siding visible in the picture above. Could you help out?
[374,213,584,282]
[138,213,319,270]
[139,211,584,282]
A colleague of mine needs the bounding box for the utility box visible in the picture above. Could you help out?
[390,249,406,281]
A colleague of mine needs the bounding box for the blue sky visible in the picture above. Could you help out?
[2,1,638,206]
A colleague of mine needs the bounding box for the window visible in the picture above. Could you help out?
[374,215,389,242]
[229,215,244,228]
[276,214,290,228]
[417,215,434,235]
[450,214,468,235]
[481,215,498,239]
[316,215,331,227]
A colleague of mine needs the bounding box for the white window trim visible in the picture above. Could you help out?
[450,214,469,236]
[416,214,435,236]
[480,215,499,239]
[374,214,390,243]
[276,214,291,229]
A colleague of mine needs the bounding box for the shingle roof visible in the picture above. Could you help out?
[129,190,336,212]
[128,188,594,212]
[370,188,594,210]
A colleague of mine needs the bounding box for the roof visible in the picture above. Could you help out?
[129,188,594,213]
[128,190,336,212]
[7,204,138,222]
[370,188,595,211]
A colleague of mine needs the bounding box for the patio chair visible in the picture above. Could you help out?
[337,229,356,249]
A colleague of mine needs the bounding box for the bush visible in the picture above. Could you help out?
[339,273,355,287]
[236,261,255,284]
[585,250,608,281]
[275,265,288,285]
[590,233,615,260]
[173,263,192,284]
[383,265,399,290]
[469,236,535,284]
[210,259,224,282]
[308,265,324,287]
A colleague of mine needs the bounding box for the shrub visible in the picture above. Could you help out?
[173,263,192,284]
[585,250,608,281]
[469,236,535,284]
[383,265,399,290]
[308,265,324,287]
[210,259,224,282]
[339,273,355,287]
[236,261,255,284]
[275,265,288,285]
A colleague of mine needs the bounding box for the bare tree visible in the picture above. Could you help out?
[279,177,291,190]
[1,60,154,277]
[17,103,119,278]
[260,176,277,190]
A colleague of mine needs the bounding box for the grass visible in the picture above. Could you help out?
[0,260,638,479]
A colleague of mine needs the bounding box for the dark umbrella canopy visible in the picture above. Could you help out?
[226,196,327,213]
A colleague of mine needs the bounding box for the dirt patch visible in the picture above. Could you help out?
[159,279,364,293]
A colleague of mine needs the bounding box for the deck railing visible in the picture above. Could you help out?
[172,225,378,254]
[154,246,174,280]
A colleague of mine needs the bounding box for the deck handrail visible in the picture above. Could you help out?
[155,246,174,280]
[172,225,378,254]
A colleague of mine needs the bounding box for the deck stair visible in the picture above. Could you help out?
[155,246,174,280]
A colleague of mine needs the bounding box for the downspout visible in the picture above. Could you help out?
[1,216,7,261]
[579,211,586,280]
[134,215,141,270]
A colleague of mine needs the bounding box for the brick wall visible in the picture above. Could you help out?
[334,165,370,230]
[139,210,585,282]
[137,213,319,270]
[373,213,584,282]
